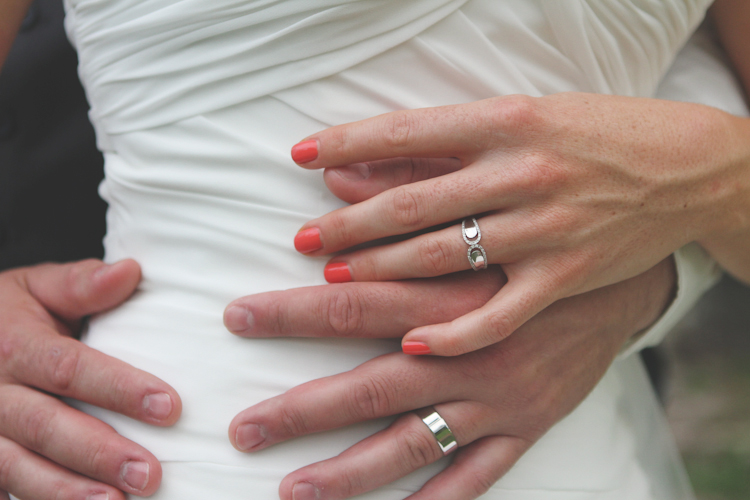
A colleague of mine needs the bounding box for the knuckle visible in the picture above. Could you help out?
[84,433,119,478]
[278,406,310,438]
[518,153,567,192]
[324,289,366,337]
[395,426,442,469]
[347,373,395,419]
[384,112,417,152]
[484,310,515,343]
[0,449,20,489]
[417,238,454,276]
[44,344,81,393]
[489,95,541,132]
[326,211,355,249]
[327,126,348,157]
[64,260,96,305]
[24,408,56,452]
[336,469,367,499]
[269,299,290,336]
[469,467,499,497]
[387,187,427,229]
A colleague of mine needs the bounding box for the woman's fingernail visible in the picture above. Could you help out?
[224,305,255,333]
[293,482,321,500]
[335,163,371,181]
[291,140,318,164]
[120,461,149,491]
[294,228,322,253]
[142,392,173,420]
[324,263,351,283]
[403,341,431,355]
[235,423,267,451]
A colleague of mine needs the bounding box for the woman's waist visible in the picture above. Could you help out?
[80,294,400,465]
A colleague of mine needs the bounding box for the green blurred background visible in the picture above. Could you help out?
[663,275,750,500]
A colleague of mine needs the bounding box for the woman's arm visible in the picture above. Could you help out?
[287,91,750,356]
[697,0,750,283]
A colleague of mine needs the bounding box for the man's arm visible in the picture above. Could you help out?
[0,260,180,499]
[711,0,750,96]
[695,1,750,283]
[0,0,32,69]
[1,3,180,498]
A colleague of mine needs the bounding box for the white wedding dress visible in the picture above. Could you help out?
[55,0,738,498]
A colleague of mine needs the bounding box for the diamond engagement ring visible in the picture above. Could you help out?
[462,217,487,271]
[415,406,458,455]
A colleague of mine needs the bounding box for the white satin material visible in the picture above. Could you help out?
[61,1,714,498]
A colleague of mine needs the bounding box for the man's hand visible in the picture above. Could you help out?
[0,259,181,500]
[224,259,675,500]
[221,156,677,500]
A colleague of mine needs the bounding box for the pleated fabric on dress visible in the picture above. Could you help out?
[60,1,713,498]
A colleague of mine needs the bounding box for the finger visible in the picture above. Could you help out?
[25,259,141,324]
[229,349,513,453]
[0,435,125,500]
[0,385,161,496]
[295,163,516,256]
[290,97,523,168]
[224,269,505,338]
[5,330,181,425]
[322,215,532,283]
[323,157,462,204]
[277,402,489,500]
[404,274,558,356]
[406,436,530,500]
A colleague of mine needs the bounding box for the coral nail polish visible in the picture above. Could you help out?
[294,228,322,253]
[402,341,431,355]
[324,263,352,283]
[291,140,318,164]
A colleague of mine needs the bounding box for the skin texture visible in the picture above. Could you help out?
[0,1,746,499]
[291,92,750,356]
[225,157,678,500]
[0,260,182,499]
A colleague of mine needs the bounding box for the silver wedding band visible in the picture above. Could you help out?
[462,217,487,271]
[415,406,458,455]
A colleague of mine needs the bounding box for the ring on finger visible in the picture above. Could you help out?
[415,406,458,455]
[461,217,487,271]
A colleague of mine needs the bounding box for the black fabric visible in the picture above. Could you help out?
[0,0,105,270]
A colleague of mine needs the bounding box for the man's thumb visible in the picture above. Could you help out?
[25,258,141,322]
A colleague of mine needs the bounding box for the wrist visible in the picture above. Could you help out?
[696,114,750,282]
[697,113,750,240]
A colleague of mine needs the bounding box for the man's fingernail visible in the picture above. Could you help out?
[142,392,173,420]
[93,262,113,279]
[403,341,431,355]
[87,494,109,500]
[334,163,371,181]
[294,228,322,253]
[293,482,321,500]
[235,423,267,451]
[324,263,351,283]
[291,140,318,164]
[120,461,149,491]
[224,305,255,333]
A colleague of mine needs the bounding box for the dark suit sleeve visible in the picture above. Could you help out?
[0,0,106,270]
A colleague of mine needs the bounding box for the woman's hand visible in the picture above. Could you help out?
[290,93,750,355]
[224,154,678,500]
[224,258,676,500]
[0,260,181,500]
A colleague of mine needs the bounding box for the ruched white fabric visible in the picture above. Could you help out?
[59,0,720,498]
